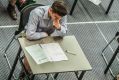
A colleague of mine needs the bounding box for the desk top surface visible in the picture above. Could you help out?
[18,35,92,74]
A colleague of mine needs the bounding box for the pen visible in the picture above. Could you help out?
[39,58,47,61]
[65,50,76,55]
[39,44,42,48]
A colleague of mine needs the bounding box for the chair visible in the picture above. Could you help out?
[4,3,44,79]
[102,32,119,53]
[102,32,119,78]
[16,0,36,11]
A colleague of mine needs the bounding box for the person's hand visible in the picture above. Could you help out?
[52,15,61,30]
[48,8,61,30]
[53,20,61,30]
[46,28,55,36]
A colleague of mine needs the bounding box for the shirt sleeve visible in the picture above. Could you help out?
[25,10,48,40]
[50,15,67,37]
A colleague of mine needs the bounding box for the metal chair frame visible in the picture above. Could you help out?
[4,3,44,79]
[101,32,119,78]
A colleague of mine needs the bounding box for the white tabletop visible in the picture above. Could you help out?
[18,35,92,74]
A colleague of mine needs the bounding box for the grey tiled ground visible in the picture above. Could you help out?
[0,0,119,80]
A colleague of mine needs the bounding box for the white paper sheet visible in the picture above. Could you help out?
[41,43,68,61]
[25,43,68,64]
[25,44,49,64]
[89,0,101,5]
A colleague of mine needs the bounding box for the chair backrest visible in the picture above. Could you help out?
[16,0,36,11]
[15,3,44,35]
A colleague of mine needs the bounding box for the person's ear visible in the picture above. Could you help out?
[48,8,52,15]
[49,8,52,12]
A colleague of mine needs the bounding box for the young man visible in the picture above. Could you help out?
[7,0,17,20]
[20,1,68,79]
[25,1,67,40]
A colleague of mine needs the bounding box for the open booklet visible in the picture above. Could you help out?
[25,43,68,64]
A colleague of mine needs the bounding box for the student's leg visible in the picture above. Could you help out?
[7,0,17,20]
[24,56,31,73]
[19,56,31,79]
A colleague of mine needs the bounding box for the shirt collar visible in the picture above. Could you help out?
[43,6,50,19]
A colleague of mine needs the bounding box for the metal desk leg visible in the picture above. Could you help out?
[74,71,79,79]
[104,46,119,74]
[70,0,78,15]
[45,73,49,80]
[54,73,59,79]
[31,75,35,80]
[105,0,114,14]
[75,71,86,80]
[7,46,22,80]
[19,56,31,80]
[78,71,86,80]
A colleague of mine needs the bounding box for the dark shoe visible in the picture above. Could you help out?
[19,70,33,80]
[19,71,25,80]
[7,3,17,20]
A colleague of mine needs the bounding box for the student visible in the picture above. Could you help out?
[25,1,68,40]
[20,1,68,79]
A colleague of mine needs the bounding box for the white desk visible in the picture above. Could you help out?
[18,35,92,79]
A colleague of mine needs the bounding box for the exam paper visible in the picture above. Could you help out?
[25,43,68,64]
[25,44,49,64]
[89,0,101,5]
[41,43,68,61]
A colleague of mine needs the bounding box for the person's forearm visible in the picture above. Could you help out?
[26,32,48,40]
[50,25,67,37]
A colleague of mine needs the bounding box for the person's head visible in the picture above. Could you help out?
[49,1,67,20]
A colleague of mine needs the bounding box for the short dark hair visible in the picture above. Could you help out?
[51,1,67,17]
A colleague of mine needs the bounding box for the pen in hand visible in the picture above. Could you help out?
[65,50,76,55]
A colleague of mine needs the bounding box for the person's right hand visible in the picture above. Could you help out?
[53,20,61,30]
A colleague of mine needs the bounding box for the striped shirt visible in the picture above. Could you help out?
[25,6,67,40]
